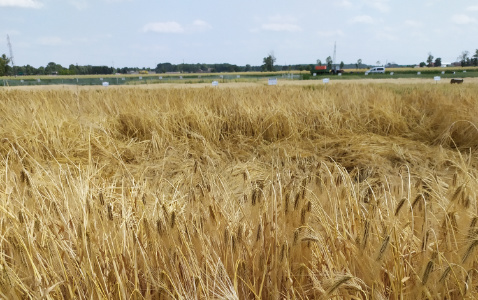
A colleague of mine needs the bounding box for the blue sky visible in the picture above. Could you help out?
[1,0,477,68]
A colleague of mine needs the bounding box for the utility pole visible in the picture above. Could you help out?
[7,35,15,76]
[333,41,336,71]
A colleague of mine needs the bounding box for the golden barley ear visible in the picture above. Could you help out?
[422,260,434,285]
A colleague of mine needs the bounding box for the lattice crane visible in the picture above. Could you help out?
[7,34,15,76]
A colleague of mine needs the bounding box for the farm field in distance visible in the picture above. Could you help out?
[3,66,478,87]
[1,81,478,298]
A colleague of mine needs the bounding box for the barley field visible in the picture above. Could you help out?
[0,82,477,299]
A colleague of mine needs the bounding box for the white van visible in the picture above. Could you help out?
[366,67,386,74]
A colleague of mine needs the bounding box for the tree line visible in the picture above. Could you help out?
[1,49,478,77]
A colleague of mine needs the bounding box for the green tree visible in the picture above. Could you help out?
[427,52,434,67]
[69,64,78,75]
[434,57,441,67]
[262,53,276,72]
[25,64,36,75]
[0,54,11,76]
[45,62,64,74]
[458,51,469,67]
[356,58,362,69]
[473,49,478,66]
[316,59,322,66]
[340,61,344,69]
[326,56,333,70]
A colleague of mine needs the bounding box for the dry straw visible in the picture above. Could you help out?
[1,83,478,298]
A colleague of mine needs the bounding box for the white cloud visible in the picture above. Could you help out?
[317,29,344,37]
[261,23,302,32]
[335,0,353,9]
[467,5,478,11]
[364,0,390,12]
[404,20,422,27]
[69,0,88,10]
[349,15,375,24]
[37,36,67,46]
[191,20,212,32]
[376,32,398,41]
[142,22,185,33]
[451,14,477,25]
[0,0,43,8]
[142,20,212,34]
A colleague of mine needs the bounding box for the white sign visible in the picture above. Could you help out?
[442,71,445,74]
[20,80,24,83]
[122,78,125,80]
[139,76,142,80]
[159,76,162,79]
[365,72,369,75]
[323,78,330,83]
[237,75,240,78]
[417,72,421,75]
[338,73,342,76]
[100,78,103,81]
[313,73,317,76]
[180,76,183,79]
[212,81,218,86]
[434,76,441,81]
[102,82,109,87]
[37,79,41,82]
[220,75,223,78]
[268,78,277,85]
[463,70,467,73]
[390,72,394,75]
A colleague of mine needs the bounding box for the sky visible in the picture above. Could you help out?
[0,0,477,68]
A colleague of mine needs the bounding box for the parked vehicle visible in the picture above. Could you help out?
[366,67,386,74]
[310,65,344,75]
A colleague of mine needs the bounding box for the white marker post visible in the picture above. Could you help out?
[323,78,330,84]
[212,81,218,87]
[268,78,277,85]
[434,76,441,84]
[103,82,109,87]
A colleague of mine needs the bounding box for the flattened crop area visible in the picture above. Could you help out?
[0,83,477,298]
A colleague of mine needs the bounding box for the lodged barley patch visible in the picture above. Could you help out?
[0,83,478,298]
